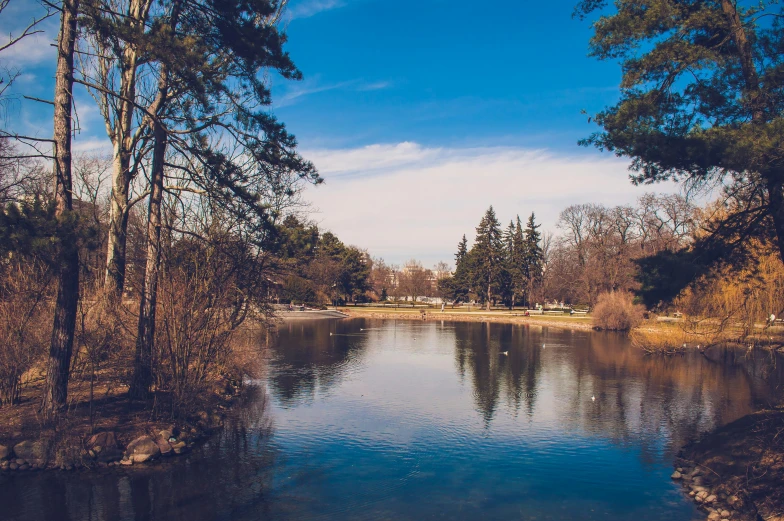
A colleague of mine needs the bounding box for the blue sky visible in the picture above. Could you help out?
[1,0,681,266]
[273,0,621,150]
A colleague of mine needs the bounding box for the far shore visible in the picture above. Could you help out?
[337,307,596,331]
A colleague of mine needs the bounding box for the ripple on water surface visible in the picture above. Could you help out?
[3,318,783,521]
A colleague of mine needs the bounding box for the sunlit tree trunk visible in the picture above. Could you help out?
[42,0,80,422]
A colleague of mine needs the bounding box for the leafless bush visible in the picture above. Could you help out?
[70,289,134,424]
[592,291,644,331]
[153,237,259,412]
[0,261,53,405]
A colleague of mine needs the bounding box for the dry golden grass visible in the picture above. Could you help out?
[630,326,697,354]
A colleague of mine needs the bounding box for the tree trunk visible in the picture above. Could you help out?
[486,283,491,311]
[102,0,151,298]
[104,157,129,297]
[128,121,166,400]
[768,178,784,267]
[41,0,80,422]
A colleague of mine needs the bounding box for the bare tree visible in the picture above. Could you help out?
[398,259,430,302]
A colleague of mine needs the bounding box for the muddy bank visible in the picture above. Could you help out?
[342,309,595,331]
[674,409,784,521]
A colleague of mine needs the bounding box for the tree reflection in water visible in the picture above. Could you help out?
[3,319,783,521]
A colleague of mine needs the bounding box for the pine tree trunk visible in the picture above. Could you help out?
[486,283,491,311]
[41,0,80,422]
[128,122,166,400]
[767,177,784,267]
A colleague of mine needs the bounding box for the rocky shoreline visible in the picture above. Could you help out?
[672,409,784,521]
[0,385,238,473]
[671,464,740,521]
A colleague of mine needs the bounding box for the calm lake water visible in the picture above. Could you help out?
[2,318,783,521]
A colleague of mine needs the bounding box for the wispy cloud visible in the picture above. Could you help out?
[288,0,346,19]
[357,81,392,91]
[276,79,356,107]
[276,77,392,107]
[302,142,680,266]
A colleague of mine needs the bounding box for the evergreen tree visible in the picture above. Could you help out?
[472,206,504,310]
[509,215,527,308]
[42,0,80,421]
[500,220,517,308]
[523,212,544,306]
[577,0,784,283]
[455,234,468,263]
[445,235,472,304]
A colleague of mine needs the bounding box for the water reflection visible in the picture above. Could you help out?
[3,319,783,521]
[268,320,367,406]
[0,386,285,521]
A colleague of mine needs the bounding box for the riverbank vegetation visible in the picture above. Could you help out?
[0,0,380,469]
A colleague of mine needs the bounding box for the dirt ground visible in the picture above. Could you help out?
[677,409,784,521]
[0,378,235,469]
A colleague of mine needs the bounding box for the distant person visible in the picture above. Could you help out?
[441,302,445,312]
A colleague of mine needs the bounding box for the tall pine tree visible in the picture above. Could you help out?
[472,206,504,310]
[509,216,527,308]
[445,235,471,304]
[523,212,544,306]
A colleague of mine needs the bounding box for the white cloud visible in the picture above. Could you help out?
[288,0,346,19]
[0,31,54,68]
[302,142,680,267]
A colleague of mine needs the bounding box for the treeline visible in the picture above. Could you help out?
[276,216,370,305]
[439,207,545,310]
[435,194,695,309]
[546,193,694,306]
[0,0,327,419]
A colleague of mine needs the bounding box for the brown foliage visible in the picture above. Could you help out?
[0,261,53,406]
[592,291,644,331]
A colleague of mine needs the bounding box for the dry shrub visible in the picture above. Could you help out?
[630,328,691,354]
[70,290,135,420]
[592,291,644,331]
[676,249,784,338]
[222,328,267,384]
[152,240,263,412]
[0,261,53,405]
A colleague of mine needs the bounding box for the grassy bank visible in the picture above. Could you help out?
[339,306,595,331]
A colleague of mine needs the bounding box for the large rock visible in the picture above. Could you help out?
[125,436,160,464]
[13,440,48,466]
[155,438,173,457]
[95,447,123,463]
[87,431,117,450]
[0,444,10,460]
